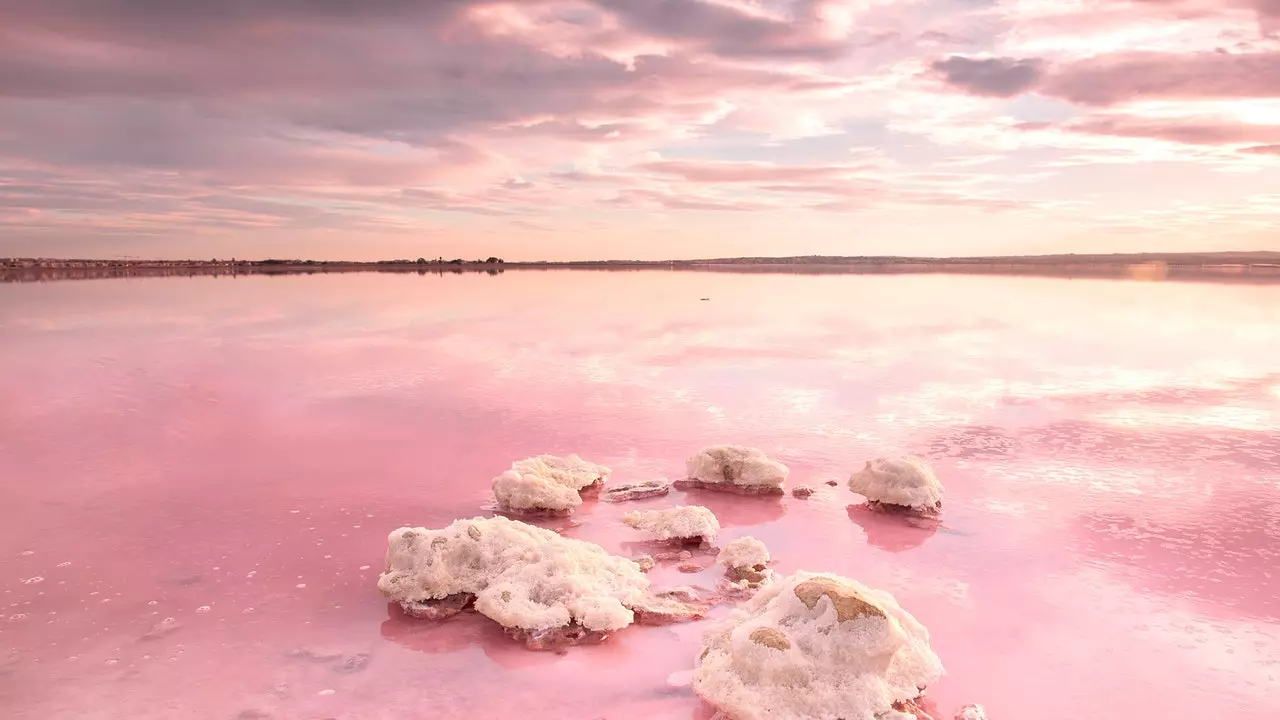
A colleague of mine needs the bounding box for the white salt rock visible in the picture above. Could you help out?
[848,456,944,514]
[683,446,788,494]
[955,704,988,720]
[511,454,610,492]
[379,517,652,634]
[492,454,610,515]
[717,537,774,590]
[492,469,583,515]
[622,506,720,545]
[693,571,943,720]
[716,537,770,570]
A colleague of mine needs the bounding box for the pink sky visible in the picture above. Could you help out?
[1,0,1279,261]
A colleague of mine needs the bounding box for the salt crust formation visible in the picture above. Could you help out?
[378,517,704,648]
[848,456,944,516]
[679,445,789,495]
[491,454,610,516]
[716,537,774,590]
[693,571,943,720]
[603,478,673,502]
[622,505,720,546]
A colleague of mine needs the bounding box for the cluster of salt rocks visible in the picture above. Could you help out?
[377,516,708,649]
[379,446,982,719]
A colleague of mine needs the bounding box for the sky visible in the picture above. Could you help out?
[1,0,1279,261]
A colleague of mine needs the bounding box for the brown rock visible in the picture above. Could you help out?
[400,592,475,620]
[793,578,886,622]
[673,478,785,495]
[506,623,608,651]
[790,485,815,498]
[748,627,791,651]
[866,499,942,518]
[632,588,710,625]
[655,549,694,562]
[602,480,673,502]
[894,697,938,720]
[727,565,769,586]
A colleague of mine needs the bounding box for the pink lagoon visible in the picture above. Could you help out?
[1,269,1278,720]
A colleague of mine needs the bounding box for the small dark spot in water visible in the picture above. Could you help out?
[335,653,369,674]
[174,575,202,587]
[236,711,271,720]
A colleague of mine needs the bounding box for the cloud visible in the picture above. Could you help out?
[1042,52,1280,106]
[1041,115,1280,146]
[2,0,1279,258]
[587,0,860,60]
[930,55,1046,97]
[604,188,774,212]
[641,160,865,182]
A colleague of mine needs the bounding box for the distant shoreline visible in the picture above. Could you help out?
[3,253,1279,284]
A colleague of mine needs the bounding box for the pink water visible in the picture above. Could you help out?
[1,271,1278,719]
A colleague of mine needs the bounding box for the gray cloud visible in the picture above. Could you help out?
[931,55,1046,97]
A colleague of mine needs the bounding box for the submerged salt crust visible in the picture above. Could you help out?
[693,571,944,720]
[378,516,649,633]
[492,453,610,514]
[848,456,944,512]
[683,445,789,492]
[622,505,720,545]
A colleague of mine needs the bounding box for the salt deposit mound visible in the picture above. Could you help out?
[954,705,988,720]
[678,445,788,495]
[693,571,944,720]
[717,536,774,590]
[492,453,610,516]
[622,505,720,546]
[378,517,704,648]
[848,456,944,517]
[513,454,610,492]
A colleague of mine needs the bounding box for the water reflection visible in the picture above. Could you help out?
[845,504,940,552]
[1072,500,1280,623]
[0,271,1277,720]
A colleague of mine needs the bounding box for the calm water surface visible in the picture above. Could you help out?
[1,271,1278,719]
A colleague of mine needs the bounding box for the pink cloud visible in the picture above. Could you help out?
[641,160,865,183]
[604,188,773,212]
[2,0,1279,259]
[1043,52,1280,106]
[1040,116,1280,146]
[931,49,1280,107]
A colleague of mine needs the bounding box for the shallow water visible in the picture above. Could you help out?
[1,271,1278,719]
